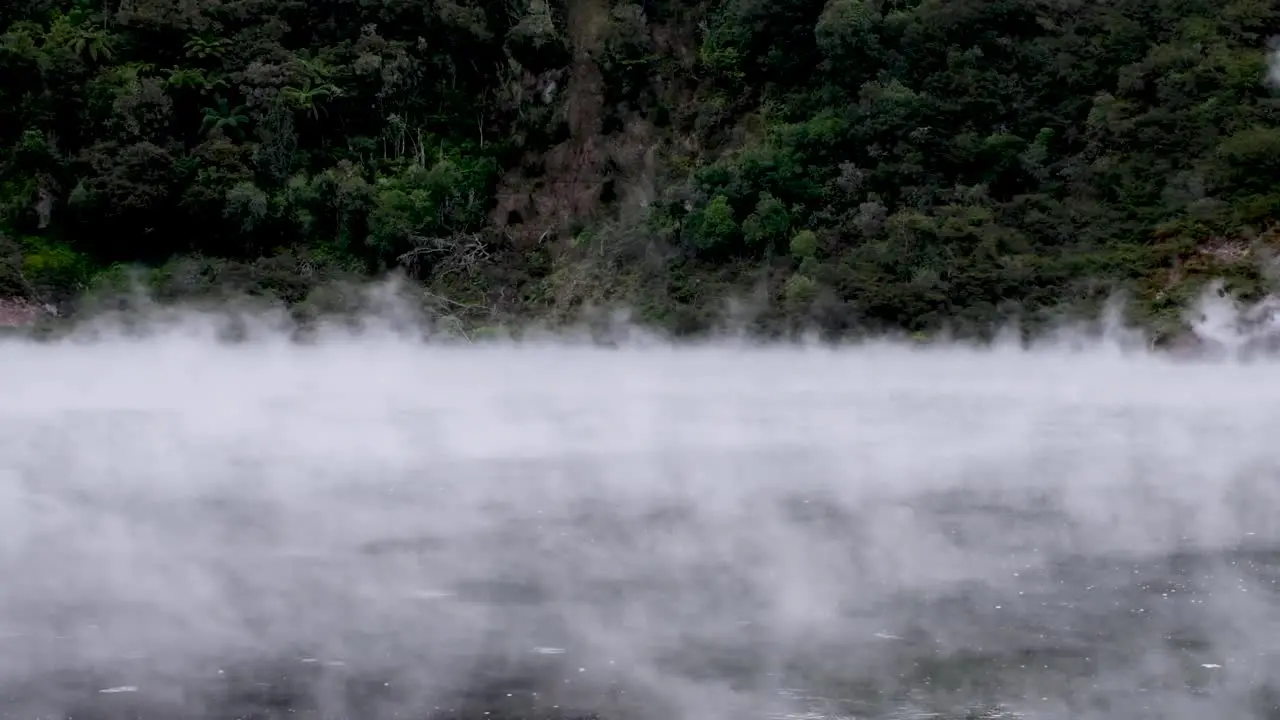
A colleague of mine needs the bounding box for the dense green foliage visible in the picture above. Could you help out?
[3,0,1280,337]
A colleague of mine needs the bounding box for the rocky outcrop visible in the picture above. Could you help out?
[492,0,661,251]
[0,297,42,327]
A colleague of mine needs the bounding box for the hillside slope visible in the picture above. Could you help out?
[2,0,1280,339]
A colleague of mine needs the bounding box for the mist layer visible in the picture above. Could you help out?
[2,323,1280,719]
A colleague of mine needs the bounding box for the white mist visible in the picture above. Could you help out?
[2,301,1280,719]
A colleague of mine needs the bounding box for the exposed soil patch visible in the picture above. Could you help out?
[494,0,641,250]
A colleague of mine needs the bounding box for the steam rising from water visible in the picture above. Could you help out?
[4,293,1280,719]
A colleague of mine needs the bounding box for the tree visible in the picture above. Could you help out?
[183,36,230,62]
[281,79,338,120]
[200,97,249,139]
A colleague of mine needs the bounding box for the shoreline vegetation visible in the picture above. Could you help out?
[2,275,1278,362]
[3,0,1280,345]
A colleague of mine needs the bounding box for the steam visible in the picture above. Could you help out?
[3,287,1280,719]
[1268,36,1280,89]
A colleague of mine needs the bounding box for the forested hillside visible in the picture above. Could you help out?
[2,0,1279,339]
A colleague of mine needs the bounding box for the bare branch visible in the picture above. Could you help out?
[396,232,492,279]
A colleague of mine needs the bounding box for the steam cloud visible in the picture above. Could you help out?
[3,291,1280,719]
[1269,37,1280,89]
